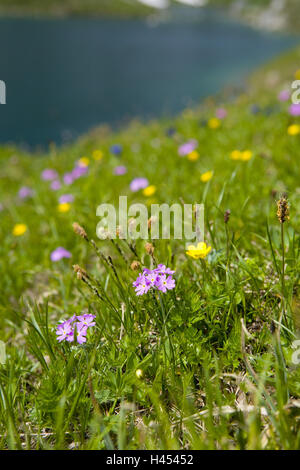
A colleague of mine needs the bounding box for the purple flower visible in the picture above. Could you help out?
[41,169,58,181]
[110,144,122,155]
[178,140,198,157]
[289,104,300,117]
[278,90,290,102]
[77,314,96,328]
[56,313,96,344]
[133,266,176,296]
[63,172,74,185]
[114,165,127,175]
[144,271,160,287]
[155,264,175,275]
[133,274,151,296]
[56,322,73,342]
[59,194,74,204]
[50,247,72,262]
[50,180,61,191]
[216,108,227,119]
[72,165,88,180]
[130,177,149,192]
[18,186,34,200]
[66,324,88,345]
[155,274,176,293]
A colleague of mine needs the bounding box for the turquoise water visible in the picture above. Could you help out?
[0,9,298,147]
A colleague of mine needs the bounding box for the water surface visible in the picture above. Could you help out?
[0,9,297,147]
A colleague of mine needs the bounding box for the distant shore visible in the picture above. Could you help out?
[0,1,298,33]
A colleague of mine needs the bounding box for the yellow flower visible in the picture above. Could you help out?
[78,157,90,167]
[186,242,212,259]
[200,171,213,182]
[13,224,27,236]
[230,150,242,160]
[240,150,253,161]
[295,69,300,80]
[92,150,103,161]
[143,185,156,197]
[208,118,220,129]
[288,124,300,136]
[58,203,71,213]
[187,150,199,161]
[230,149,253,161]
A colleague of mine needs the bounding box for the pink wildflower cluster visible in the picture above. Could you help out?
[56,314,96,344]
[133,264,175,296]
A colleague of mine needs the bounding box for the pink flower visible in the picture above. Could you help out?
[51,180,61,191]
[278,90,290,102]
[155,264,175,275]
[63,172,74,185]
[42,169,58,181]
[133,267,176,296]
[56,322,73,342]
[216,108,227,119]
[133,274,151,295]
[51,247,72,262]
[178,140,198,157]
[155,274,176,293]
[55,314,96,344]
[18,186,34,200]
[114,165,127,175]
[289,104,300,117]
[130,177,149,192]
[76,314,96,328]
[72,165,88,179]
[59,194,74,204]
[66,324,88,345]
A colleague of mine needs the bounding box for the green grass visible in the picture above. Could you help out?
[1,46,300,450]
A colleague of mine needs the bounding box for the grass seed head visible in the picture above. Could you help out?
[130,260,141,271]
[73,222,88,240]
[276,194,290,224]
[73,264,87,280]
[224,209,231,224]
[145,242,154,255]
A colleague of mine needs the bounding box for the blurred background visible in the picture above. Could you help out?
[0,0,298,148]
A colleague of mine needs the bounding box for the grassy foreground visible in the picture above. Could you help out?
[1,47,300,450]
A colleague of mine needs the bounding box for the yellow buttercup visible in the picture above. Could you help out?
[143,185,156,197]
[200,171,213,183]
[187,150,199,161]
[186,242,212,259]
[13,224,27,236]
[288,124,300,136]
[58,203,71,213]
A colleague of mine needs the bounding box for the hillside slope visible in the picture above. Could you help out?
[0,47,300,449]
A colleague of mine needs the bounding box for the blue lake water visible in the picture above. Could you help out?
[0,8,298,148]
